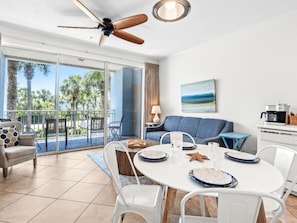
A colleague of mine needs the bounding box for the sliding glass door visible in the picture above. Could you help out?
[1,46,144,154]
[57,55,106,151]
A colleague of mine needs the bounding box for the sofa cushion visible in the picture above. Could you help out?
[196,119,225,139]
[0,126,19,148]
[177,117,201,136]
[163,116,183,132]
[146,131,168,142]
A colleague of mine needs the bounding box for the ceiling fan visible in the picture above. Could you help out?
[58,0,148,46]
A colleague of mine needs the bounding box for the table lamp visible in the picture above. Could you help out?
[151,105,161,123]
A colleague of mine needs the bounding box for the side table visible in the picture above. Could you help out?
[146,122,160,127]
[117,139,159,176]
[220,132,250,151]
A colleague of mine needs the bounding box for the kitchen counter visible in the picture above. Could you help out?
[257,123,297,132]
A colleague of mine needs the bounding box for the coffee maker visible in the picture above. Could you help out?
[260,104,289,125]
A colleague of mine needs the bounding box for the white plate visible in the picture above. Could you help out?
[183,142,194,147]
[226,151,256,161]
[139,150,167,160]
[193,168,233,186]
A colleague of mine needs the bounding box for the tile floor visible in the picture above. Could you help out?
[0,148,296,223]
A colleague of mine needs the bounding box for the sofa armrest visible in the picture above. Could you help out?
[19,133,36,146]
[144,122,164,132]
[144,123,165,140]
[220,121,234,133]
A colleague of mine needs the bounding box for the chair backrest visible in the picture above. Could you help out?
[103,141,140,204]
[90,117,104,131]
[180,188,285,223]
[108,116,124,128]
[46,119,67,134]
[256,144,297,200]
[160,131,195,145]
[0,121,22,133]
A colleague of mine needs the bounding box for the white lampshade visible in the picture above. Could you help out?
[151,105,161,114]
[151,105,161,123]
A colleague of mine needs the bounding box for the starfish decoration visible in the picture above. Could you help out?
[186,152,209,162]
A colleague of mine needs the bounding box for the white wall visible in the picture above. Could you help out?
[159,12,297,154]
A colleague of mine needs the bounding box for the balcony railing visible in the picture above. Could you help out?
[3,109,116,153]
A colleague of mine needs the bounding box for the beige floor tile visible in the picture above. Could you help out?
[46,158,84,168]
[1,177,49,194]
[11,164,47,177]
[69,149,101,160]
[0,176,26,192]
[122,213,146,223]
[72,159,98,170]
[75,204,114,223]
[29,199,88,223]
[54,168,92,181]
[36,154,60,166]
[92,185,116,206]
[0,195,54,223]
[0,169,28,182]
[29,179,76,198]
[55,151,81,159]
[81,169,111,185]
[0,173,23,184]
[0,192,24,210]
[32,166,68,179]
[60,182,104,203]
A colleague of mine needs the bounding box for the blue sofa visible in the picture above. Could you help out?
[144,115,233,147]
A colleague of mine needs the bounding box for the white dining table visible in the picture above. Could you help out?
[133,144,284,223]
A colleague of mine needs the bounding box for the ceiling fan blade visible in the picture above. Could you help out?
[72,0,105,26]
[99,33,107,46]
[113,14,148,30]
[113,30,144,45]
[57,25,98,29]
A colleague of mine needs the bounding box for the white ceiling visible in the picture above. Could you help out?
[1,0,297,60]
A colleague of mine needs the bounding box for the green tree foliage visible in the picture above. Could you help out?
[17,88,55,111]
[16,70,105,115]
[60,71,105,111]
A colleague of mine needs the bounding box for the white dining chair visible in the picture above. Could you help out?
[256,144,297,223]
[103,141,165,223]
[160,131,195,145]
[179,188,285,223]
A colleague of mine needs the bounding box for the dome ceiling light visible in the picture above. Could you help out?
[152,0,191,22]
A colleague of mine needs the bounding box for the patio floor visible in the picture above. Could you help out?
[35,135,133,154]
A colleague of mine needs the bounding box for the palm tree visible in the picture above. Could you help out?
[17,62,49,130]
[60,75,83,134]
[83,71,105,110]
[6,60,18,120]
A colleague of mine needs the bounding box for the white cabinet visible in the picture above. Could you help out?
[257,124,297,195]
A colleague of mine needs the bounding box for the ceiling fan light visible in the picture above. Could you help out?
[153,0,191,22]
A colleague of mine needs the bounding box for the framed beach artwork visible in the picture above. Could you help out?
[181,79,216,113]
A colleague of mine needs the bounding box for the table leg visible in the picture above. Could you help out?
[233,139,240,150]
[162,187,177,223]
[238,137,248,151]
[221,137,230,149]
